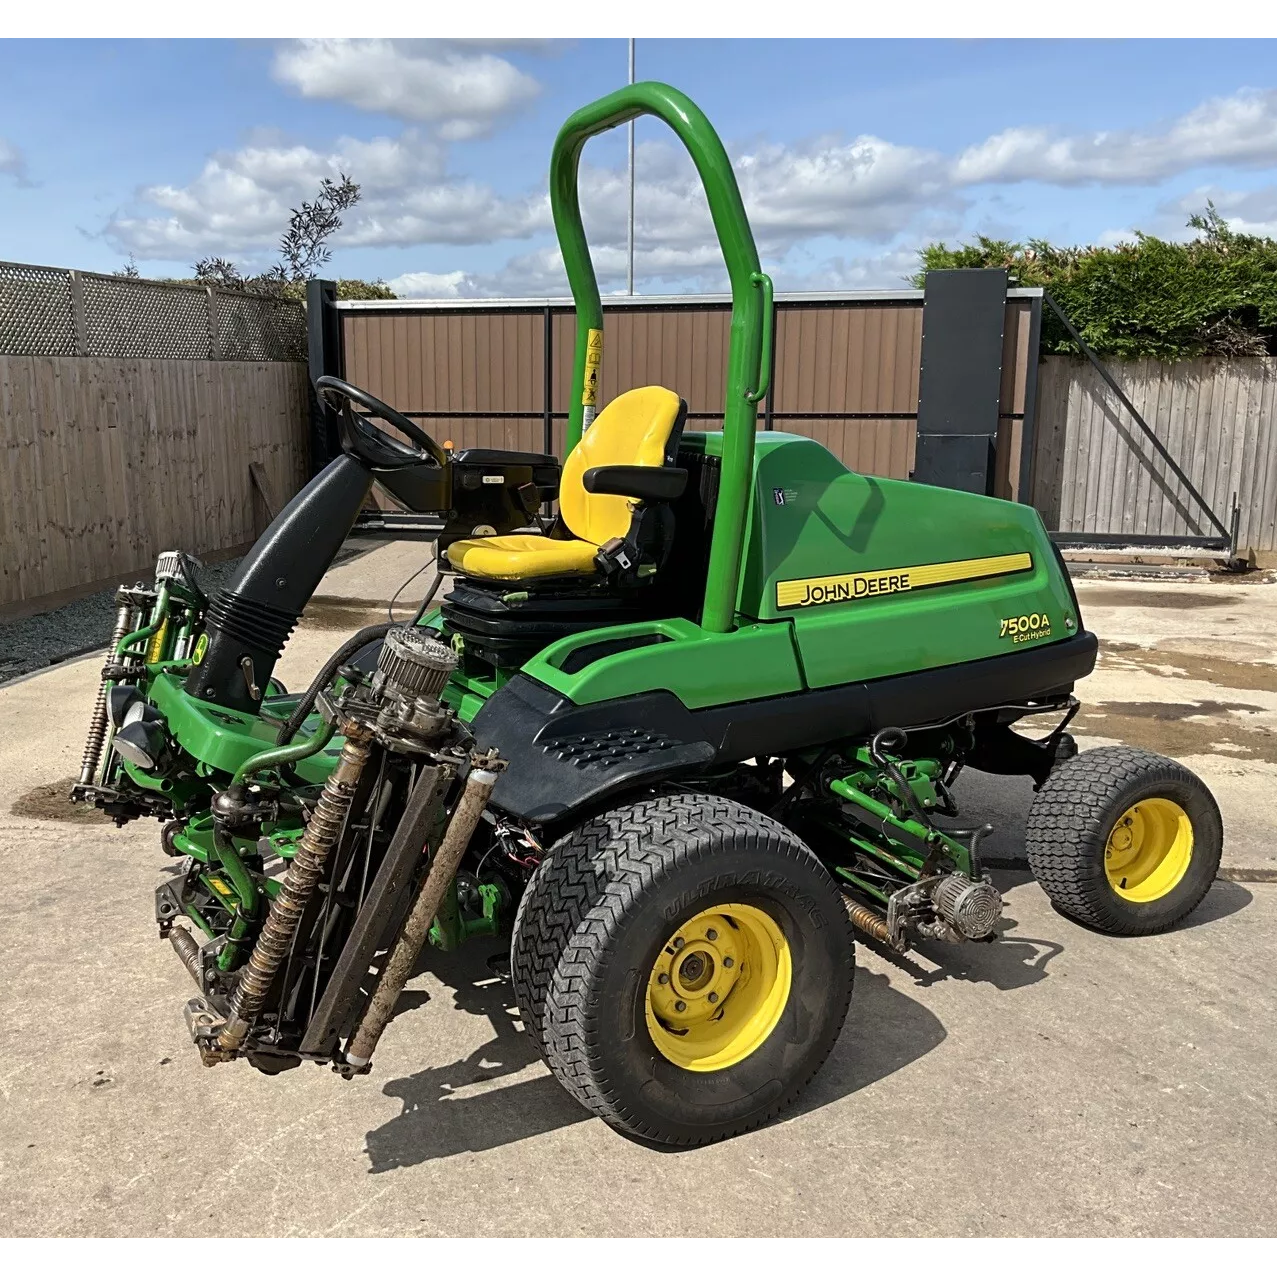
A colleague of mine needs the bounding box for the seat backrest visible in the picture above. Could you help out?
[559,385,685,546]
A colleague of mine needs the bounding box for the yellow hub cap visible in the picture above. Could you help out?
[644,903,792,1073]
[1104,798,1194,902]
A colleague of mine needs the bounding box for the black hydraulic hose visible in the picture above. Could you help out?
[870,726,993,868]
[409,565,449,627]
[275,621,396,746]
[869,727,935,830]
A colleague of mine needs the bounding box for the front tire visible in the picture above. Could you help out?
[1025,746,1223,935]
[510,793,855,1147]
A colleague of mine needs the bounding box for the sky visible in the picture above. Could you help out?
[2,37,1277,297]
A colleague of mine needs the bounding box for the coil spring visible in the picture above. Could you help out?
[217,726,372,1052]
[843,898,891,945]
[78,603,137,785]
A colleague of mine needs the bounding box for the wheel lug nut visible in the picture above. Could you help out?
[706,928,717,941]
[708,992,718,1003]
[657,973,669,985]
[723,956,734,968]
[675,1000,686,1012]
[673,936,685,950]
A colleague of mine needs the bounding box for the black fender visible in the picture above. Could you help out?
[472,630,1098,828]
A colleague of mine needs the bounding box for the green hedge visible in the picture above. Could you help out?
[912,206,1277,360]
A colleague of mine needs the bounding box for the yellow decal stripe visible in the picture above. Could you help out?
[776,551,1032,610]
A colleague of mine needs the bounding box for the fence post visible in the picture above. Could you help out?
[1016,291,1044,505]
[206,287,222,360]
[68,270,88,356]
[306,278,341,475]
[542,305,554,456]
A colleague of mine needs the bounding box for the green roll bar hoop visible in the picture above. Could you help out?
[550,81,773,634]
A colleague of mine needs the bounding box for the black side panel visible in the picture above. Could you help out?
[185,454,372,713]
[476,630,1098,826]
[442,581,660,670]
[451,448,559,468]
[473,679,715,825]
[914,268,1007,495]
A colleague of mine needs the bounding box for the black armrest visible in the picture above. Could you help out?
[582,465,688,502]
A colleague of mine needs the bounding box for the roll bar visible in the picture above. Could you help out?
[549,81,773,634]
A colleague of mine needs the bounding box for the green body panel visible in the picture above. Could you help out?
[507,431,1075,711]
[149,673,341,785]
[442,665,505,724]
[520,615,803,709]
[690,431,1076,690]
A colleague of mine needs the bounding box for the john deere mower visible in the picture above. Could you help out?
[70,83,1223,1147]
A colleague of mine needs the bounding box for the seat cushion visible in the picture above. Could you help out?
[446,533,598,580]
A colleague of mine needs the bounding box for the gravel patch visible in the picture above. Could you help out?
[0,541,389,688]
[0,558,245,686]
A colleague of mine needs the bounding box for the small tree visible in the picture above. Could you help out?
[193,256,245,288]
[188,173,363,295]
[275,174,361,282]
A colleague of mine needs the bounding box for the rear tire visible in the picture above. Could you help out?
[1025,746,1222,935]
[510,793,855,1147]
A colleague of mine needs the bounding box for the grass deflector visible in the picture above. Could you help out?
[70,83,1223,1147]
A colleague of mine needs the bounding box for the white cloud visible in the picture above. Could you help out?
[954,88,1277,187]
[273,39,541,140]
[105,81,1277,291]
[389,240,926,300]
[0,137,29,184]
[776,248,923,292]
[1166,183,1277,238]
[104,130,544,261]
[386,269,472,298]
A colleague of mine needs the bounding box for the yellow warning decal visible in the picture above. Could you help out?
[775,551,1032,610]
[582,328,603,406]
[206,876,234,898]
[146,618,169,665]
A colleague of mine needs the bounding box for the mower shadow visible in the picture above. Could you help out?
[364,941,587,1172]
[363,939,948,1170]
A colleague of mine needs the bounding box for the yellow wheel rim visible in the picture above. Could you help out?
[1104,797,1194,902]
[644,903,792,1073]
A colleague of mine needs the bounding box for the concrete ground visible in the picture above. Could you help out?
[2,543,1275,1236]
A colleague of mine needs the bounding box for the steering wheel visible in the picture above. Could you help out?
[316,375,449,471]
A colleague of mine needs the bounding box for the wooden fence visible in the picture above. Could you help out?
[1031,356,1277,553]
[1,356,309,615]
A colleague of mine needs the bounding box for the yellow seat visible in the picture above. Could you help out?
[446,385,684,581]
[447,533,599,580]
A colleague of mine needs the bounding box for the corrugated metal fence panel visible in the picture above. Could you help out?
[772,304,922,479]
[0,355,309,610]
[344,310,548,454]
[606,308,732,417]
[339,297,1030,485]
[1030,355,1277,551]
[546,307,735,420]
